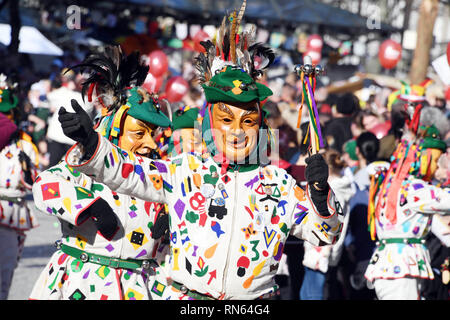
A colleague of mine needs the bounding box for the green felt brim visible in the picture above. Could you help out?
[127,105,171,128]
[422,138,447,151]
[202,82,273,104]
[172,108,199,131]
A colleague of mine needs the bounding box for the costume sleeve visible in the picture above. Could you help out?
[405,179,450,215]
[65,133,172,203]
[32,161,102,226]
[0,113,17,150]
[288,178,344,246]
[19,139,40,190]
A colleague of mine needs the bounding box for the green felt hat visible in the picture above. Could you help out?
[172,106,200,131]
[344,139,358,161]
[420,125,446,151]
[126,87,171,128]
[0,88,18,113]
[201,66,272,104]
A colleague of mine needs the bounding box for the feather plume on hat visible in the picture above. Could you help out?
[66,45,149,113]
[193,0,275,85]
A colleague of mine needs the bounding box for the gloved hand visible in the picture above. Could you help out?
[58,99,98,159]
[151,212,169,244]
[86,198,119,240]
[305,153,331,216]
[18,151,33,184]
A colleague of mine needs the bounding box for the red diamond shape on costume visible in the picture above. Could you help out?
[41,182,61,201]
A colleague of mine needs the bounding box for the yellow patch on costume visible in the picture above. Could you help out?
[124,288,144,300]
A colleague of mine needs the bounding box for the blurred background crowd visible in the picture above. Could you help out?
[0,0,449,300]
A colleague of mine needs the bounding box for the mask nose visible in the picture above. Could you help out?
[141,132,157,151]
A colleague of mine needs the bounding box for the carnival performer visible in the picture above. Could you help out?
[167,105,203,157]
[29,47,174,300]
[58,1,344,300]
[0,74,39,299]
[365,105,450,300]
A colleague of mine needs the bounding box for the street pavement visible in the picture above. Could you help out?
[7,196,62,300]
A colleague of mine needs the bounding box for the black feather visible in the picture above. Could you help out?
[248,43,275,69]
[223,33,230,61]
[67,45,149,112]
[194,53,210,83]
[200,40,215,53]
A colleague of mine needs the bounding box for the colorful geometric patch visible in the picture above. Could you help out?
[263,227,277,248]
[41,182,61,201]
[125,288,144,300]
[151,280,167,297]
[68,289,86,300]
[127,227,148,250]
[95,265,110,279]
[75,186,94,200]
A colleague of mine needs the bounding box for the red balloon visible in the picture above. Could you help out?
[445,86,450,101]
[303,50,321,65]
[165,76,189,103]
[307,34,323,52]
[369,122,391,139]
[193,29,210,53]
[143,72,163,93]
[148,50,168,77]
[378,39,402,69]
[446,42,450,66]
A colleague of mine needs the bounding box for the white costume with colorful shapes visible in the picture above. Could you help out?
[0,135,39,299]
[365,178,450,283]
[65,135,344,300]
[0,136,39,230]
[30,160,173,300]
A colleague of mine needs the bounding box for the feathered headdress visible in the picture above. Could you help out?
[67,45,149,112]
[67,46,171,157]
[193,0,275,85]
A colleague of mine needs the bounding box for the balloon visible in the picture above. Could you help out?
[165,76,189,103]
[143,72,163,93]
[370,122,391,139]
[307,34,323,51]
[447,42,450,66]
[148,50,168,77]
[303,50,321,65]
[445,86,450,101]
[193,29,210,53]
[378,39,402,69]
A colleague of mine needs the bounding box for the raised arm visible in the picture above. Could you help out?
[405,179,450,215]
[288,154,344,246]
[59,99,172,203]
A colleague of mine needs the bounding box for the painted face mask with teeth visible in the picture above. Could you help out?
[119,115,158,158]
